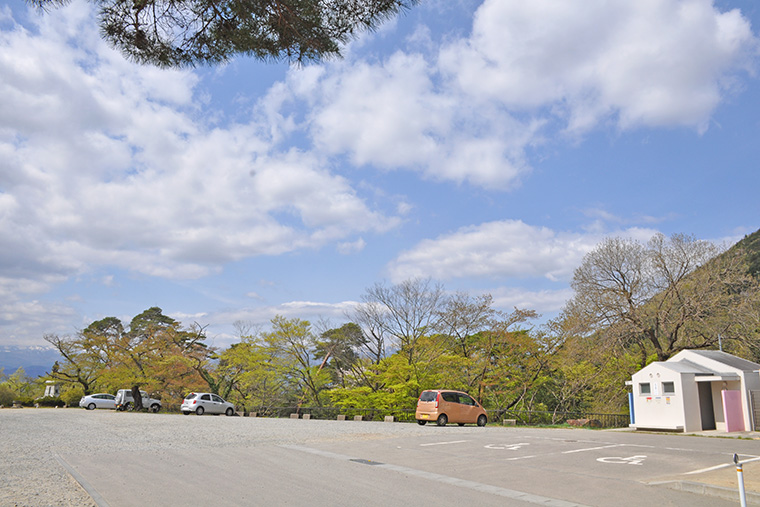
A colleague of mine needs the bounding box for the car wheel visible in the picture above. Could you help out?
[125,402,133,411]
[196,406,205,416]
[436,414,448,427]
[417,420,426,426]
[150,404,160,413]
[225,407,234,416]
[87,403,96,410]
[182,411,190,415]
[477,414,487,427]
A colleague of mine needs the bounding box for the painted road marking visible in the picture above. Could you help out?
[685,455,760,475]
[485,443,530,450]
[597,455,647,465]
[281,444,589,507]
[563,444,624,454]
[420,440,469,447]
[504,455,538,461]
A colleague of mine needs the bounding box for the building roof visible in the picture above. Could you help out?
[659,360,714,375]
[672,350,760,373]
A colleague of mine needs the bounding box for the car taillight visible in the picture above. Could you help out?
[435,392,440,408]
[192,400,196,405]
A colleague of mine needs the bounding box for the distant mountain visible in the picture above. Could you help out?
[0,346,63,378]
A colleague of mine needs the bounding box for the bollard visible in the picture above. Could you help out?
[735,454,747,507]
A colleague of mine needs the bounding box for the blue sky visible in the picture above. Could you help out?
[1,0,758,349]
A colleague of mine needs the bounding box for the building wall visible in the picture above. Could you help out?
[631,366,686,430]
[631,351,760,433]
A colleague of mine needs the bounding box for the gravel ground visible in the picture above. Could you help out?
[0,408,433,506]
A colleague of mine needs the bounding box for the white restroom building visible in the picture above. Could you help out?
[627,350,760,432]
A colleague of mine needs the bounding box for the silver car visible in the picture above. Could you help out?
[79,393,116,410]
[181,392,235,416]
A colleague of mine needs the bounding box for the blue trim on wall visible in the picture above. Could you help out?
[628,392,635,424]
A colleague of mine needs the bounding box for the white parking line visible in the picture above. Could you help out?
[281,444,590,507]
[685,455,760,475]
[420,440,469,447]
[562,444,624,454]
[504,455,538,461]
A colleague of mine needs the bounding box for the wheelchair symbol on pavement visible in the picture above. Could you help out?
[485,443,530,450]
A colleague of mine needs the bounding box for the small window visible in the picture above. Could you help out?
[458,394,475,406]
[419,391,437,402]
[201,394,211,401]
[441,392,458,403]
[662,382,675,394]
[639,383,651,395]
[212,395,223,403]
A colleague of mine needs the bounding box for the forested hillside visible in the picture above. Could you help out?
[3,231,759,417]
[732,228,760,279]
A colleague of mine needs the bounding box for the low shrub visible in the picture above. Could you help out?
[36,396,66,407]
[13,396,35,407]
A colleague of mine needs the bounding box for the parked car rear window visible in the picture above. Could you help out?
[185,393,197,400]
[419,391,437,402]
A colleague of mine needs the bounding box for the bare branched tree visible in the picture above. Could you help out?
[566,233,760,366]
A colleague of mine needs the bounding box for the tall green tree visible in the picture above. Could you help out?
[45,331,105,395]
[262,315,328,406]
[314,323,365,388]
[0,367,38,402]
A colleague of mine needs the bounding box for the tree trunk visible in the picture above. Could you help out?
[130,385,144,410]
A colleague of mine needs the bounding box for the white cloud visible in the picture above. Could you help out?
[0,3,400,285]
[337,238,366,254]
[439,0,757,134]
[0,297,79,346]
[490,286,575,315]
[0,2,406,345]
[266,0,759,190]
[278,50,535,189]
[389,220,659,283]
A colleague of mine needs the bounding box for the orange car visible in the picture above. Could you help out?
[415,389,487,427]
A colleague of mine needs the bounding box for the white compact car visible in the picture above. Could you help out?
[79,393,116,410]
[181,393,235,416]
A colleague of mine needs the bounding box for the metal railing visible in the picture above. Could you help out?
[489,409,629,428]
[236,406,629,428]
[245,406,417,422]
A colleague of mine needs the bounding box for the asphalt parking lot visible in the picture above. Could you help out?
[50,416,760,506]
